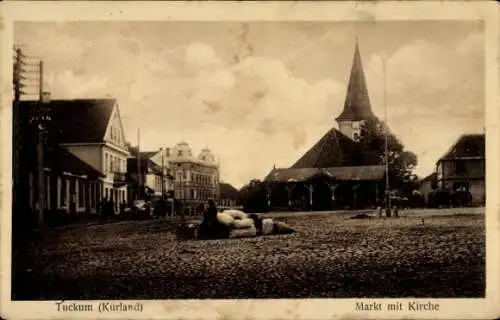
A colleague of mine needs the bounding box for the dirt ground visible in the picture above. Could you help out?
[11,208,485,300]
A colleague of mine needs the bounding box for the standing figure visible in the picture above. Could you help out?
[198,199,230,239]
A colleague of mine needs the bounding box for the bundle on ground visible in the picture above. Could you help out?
[231,218,255,229]
[216,211,235,226]
[229,226,257,238]
[223,209,248,220]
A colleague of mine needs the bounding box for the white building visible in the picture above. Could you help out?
[48,98,130,212]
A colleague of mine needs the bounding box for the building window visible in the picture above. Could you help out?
[353,132,360,141]
[183,170,187,180]
[352,122,360,129]
[455,160,466,174]
[178,150,183,157]
[166,148,170,157]
[105,153,108,172]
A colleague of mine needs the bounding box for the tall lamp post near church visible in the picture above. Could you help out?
[373,51,391,216]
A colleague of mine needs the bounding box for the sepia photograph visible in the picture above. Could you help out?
[1,1,499,319]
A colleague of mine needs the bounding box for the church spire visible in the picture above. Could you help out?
[335,39,375,122]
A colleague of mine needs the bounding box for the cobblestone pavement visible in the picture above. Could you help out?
[12,208,485,300]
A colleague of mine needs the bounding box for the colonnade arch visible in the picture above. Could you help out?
[265,178,382,211]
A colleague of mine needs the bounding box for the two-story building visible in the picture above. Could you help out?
[436,133,485,205]
[19,99,131,214]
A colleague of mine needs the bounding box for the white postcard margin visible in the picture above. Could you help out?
[0,1,499,320]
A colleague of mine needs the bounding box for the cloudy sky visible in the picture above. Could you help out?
[15,21,484,188]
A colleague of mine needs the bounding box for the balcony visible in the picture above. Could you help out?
[112,172,128,187]
[113,172,128,182]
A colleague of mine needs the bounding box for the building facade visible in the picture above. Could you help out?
[160,142,220,215]
[418,172,437,206]
[436,134,485,205]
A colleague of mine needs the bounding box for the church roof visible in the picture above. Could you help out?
[336,42,375,122]
[291,128,363,168]
[264,165,385,183]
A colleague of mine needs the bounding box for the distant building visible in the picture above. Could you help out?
[436,133,485,205]
[153,142,220,215]
[264,40,386,211]
[218,182,240,210]
[17,99,130,215]
[418,172,437,206]
[127,150,171,202]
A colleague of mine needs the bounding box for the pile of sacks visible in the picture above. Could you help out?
[216,209,294,238]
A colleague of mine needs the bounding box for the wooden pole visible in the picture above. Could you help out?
[37,60,45,227]
[12,48,22,211]
[137,128,141,200]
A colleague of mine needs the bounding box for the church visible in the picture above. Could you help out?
[264,41,387,211]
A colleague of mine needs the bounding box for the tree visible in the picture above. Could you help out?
[358,118,418,194]
[239,179,268,213]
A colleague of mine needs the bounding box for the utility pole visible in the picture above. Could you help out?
[161,153,165,199]
[36,60,46,226]
[12,48,23,212]
[137,128,141,200]
[372,51,391,217]
[13,46,50,227]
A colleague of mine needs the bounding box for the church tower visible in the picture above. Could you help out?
[336,40,376,141]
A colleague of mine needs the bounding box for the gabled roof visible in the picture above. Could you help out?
[419,172,437,185]
[336,42,376,122]
[264,165,385,183]
[139,151,158,159]
[127,157,163,175]
[219,182,240,200]
[19,99,116,144]
[439,133,485,161]
[291,128,363,168]
[45,146,104,179]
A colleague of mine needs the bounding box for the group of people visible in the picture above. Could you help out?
[99,198,128,217]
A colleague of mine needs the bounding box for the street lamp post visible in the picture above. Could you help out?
[373,52,391,217]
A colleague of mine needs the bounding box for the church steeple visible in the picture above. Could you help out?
[336,39,376,141]
[336,39,375,122]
